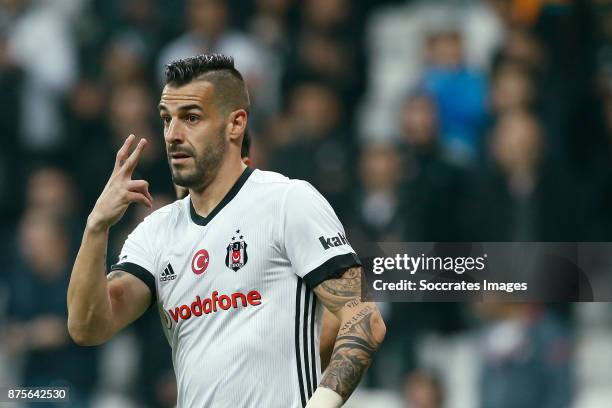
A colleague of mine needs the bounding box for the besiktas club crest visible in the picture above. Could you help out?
[225,229,248,272]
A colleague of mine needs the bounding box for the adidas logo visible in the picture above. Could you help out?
[160,263,177,282]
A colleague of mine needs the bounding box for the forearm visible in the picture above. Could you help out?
[320,308,340,371]
[67,222,113,345]
[319,302,385,401]
[67,135,152,345]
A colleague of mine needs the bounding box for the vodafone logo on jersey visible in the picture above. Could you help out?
[167,290,262,323]
[191,249,210,275]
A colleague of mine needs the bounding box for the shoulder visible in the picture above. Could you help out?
[248,169,319,199]
[248,169,291,185]
[138,198,187,231]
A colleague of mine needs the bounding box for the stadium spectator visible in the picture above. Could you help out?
[156,0,276,126]
[473,109,578,241]
[114,0,164,58]
[283,0,365,112]
[102,33,151,86]
[2,210,99,406]
[268,82,354,218]
[397,90,470,241]
[24,166,78,221]
[402,371,444,408]
[248,0,294,53]
[420,28,488,165]
[474,302,573,408]
[65,78,109,152]
[157,0,261,81]
[247,0,296,123]
[4,0,77,151]
[490,62,537,114]
[346,143,404,243]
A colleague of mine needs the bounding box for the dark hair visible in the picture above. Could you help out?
[165,53,241,86]
[164,53,250,114]
[241,129,251,158]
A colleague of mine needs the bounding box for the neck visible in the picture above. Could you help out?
[189,157,247,217]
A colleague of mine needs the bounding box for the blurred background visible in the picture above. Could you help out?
[0,0,611,407]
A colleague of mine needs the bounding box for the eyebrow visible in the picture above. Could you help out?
[158,103,203,112]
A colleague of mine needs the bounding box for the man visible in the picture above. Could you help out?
[177,130,340,371]
[474,303,573,408]
[67,54,385,407]
[5,210,99,406]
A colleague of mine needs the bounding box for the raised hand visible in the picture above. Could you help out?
[87,134,153,231]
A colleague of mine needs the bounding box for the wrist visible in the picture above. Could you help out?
[305,387,343,408]
[86,214,110,233]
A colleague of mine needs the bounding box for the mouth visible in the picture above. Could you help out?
[170,152,192,163]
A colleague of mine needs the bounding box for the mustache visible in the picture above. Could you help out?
[167,146,194,156]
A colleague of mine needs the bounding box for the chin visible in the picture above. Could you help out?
[171,173,192,188]
[172,173,204,190]
[172,178,193,188]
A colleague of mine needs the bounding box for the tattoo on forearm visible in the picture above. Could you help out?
[319,306,381,400]
[314,267,384,401]
[339,307,372,332]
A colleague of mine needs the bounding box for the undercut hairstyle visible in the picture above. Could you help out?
[164,53,250,115]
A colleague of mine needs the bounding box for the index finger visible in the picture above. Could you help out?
[113,134,136,172]
[122,138,147,177]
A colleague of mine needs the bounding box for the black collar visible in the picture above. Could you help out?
[189,167,254,226]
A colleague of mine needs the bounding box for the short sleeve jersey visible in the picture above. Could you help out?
[111,168,361,408]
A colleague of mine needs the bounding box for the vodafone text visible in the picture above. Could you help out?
[168,290,262,322]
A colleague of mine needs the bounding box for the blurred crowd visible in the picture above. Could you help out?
[0,0,611,407]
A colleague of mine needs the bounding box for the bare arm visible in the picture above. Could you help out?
[319,308,340,371]
[67,135,153,346]
[312,266,386,403]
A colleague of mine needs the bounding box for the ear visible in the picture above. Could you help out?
[227,109,247,143]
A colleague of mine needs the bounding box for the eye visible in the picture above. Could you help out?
[186,114,199,124]
[161,116,171,126]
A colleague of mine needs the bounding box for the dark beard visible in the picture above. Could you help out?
[168,129,227,191]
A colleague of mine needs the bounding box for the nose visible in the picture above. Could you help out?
[164,118,185,144]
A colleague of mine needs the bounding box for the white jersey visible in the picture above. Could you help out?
[111,168,360,408]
